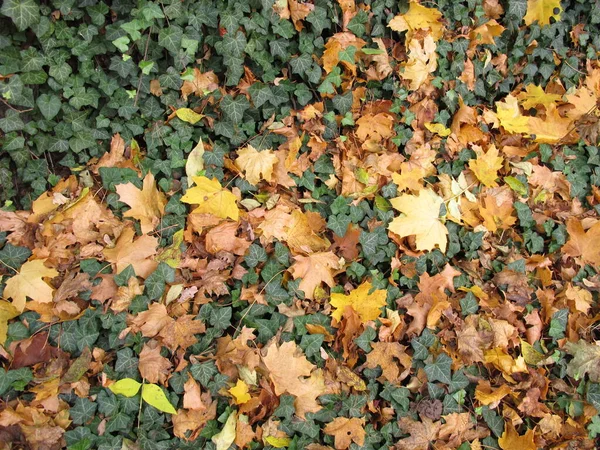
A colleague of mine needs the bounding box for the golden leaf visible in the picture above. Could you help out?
[4,259,58,312]
[235,145,279,185]
[388,1,444,42]
[181,176,240,221]
[388,189,448,253]
[116,172,166,234]
[330,281,387,323]
[468,144,503,187]
[523,0,562,26]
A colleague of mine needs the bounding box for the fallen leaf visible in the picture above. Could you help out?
[212,411,237,450]
[388,188,448,252]
[365,342,412,383]
[324,417,365,449]
[175,108,204,124]
[186,139,205,186]
[4,259,58,312]
[498,422,536,450]
[103,226,158,278]
[139,340,172,384]
[142,383,177,414]
[289,252,341,300]
[262,341,326,418]
[330,281,387,323]
[181,176,240,221]
[388,1,444,41]
[565,340,600,382]
[116,172,166,234]
[562,218,600,266]
[229,379,251,405]
[0,300,19,344]
[469,144,503,187]
[235,145,279,185]
[523,0,562,26]
[396,416,441,450]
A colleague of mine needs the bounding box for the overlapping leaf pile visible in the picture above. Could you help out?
[2,0,600,449]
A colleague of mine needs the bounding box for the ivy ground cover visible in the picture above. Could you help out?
[2,0,600,449]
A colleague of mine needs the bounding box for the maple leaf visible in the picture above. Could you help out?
[495,95,530,134]
[388,1,444,42]
[468,19,505,49]
[116,172,166,234]
[288,0,314,31]
[4,259,58,312]
[565,340,600,382]
[391,146,437,192]
[181,176,240,221]
[562,218,600,266]
[468,144,503,187]
[103,226,158,278]
[288,252,340,300]
[129,303,172,337]
[235,145,279,185]
[355,113,394,142]
[173,391,217,441]
[324,417,365,449]
[527,103,573,143]
[183,375,204,410]
[396,416,441,450]
[139,340,172,384]
[0,300,19,344]
[523,0,562,26]
[158,314,206,352]
[262,341,326,418]
[365,342,412,383]
[93,133,138,173]
[517,84,562,109]
[229,379,251,405]
[322,32,366,75]
[498,422,536,450]
[180,68,219,100]
[205,221,251,256]
[388,188,448,253]
[330,281,387,324]
[401,35,438,90]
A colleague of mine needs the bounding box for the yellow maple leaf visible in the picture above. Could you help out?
[0,300,20,344]
[523,0,562,26]
[401,35,438,90]
[103,226,159,278]
[4,259,58,313]
[468,144,503,187]
[388,1,444,42]
[181,176,239,221]
[495,95,530,134]
[235,145,279,185]
[388,188,448,253]
[517,84,562,109]
[498,422,536,450]
[527,103,573,143]
[424,122,451,137]
[228,379,251,405]
[116,172,166,234]
[289,252,340,300]
[330,281,387,323]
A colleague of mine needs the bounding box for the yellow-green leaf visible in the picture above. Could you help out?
[265,436,292,448]
[141,383,178,414]
[109,378,142,397]
[212,411,237,450]
[175,108,204,124]
[0,300,19,345]
[424,122,451,137]
[186,138,205,185]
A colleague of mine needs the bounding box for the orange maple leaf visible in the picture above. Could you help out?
[562,218,600,266]
[116,172,166,235]
[103,226,158,278]
[288,252,341,300]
